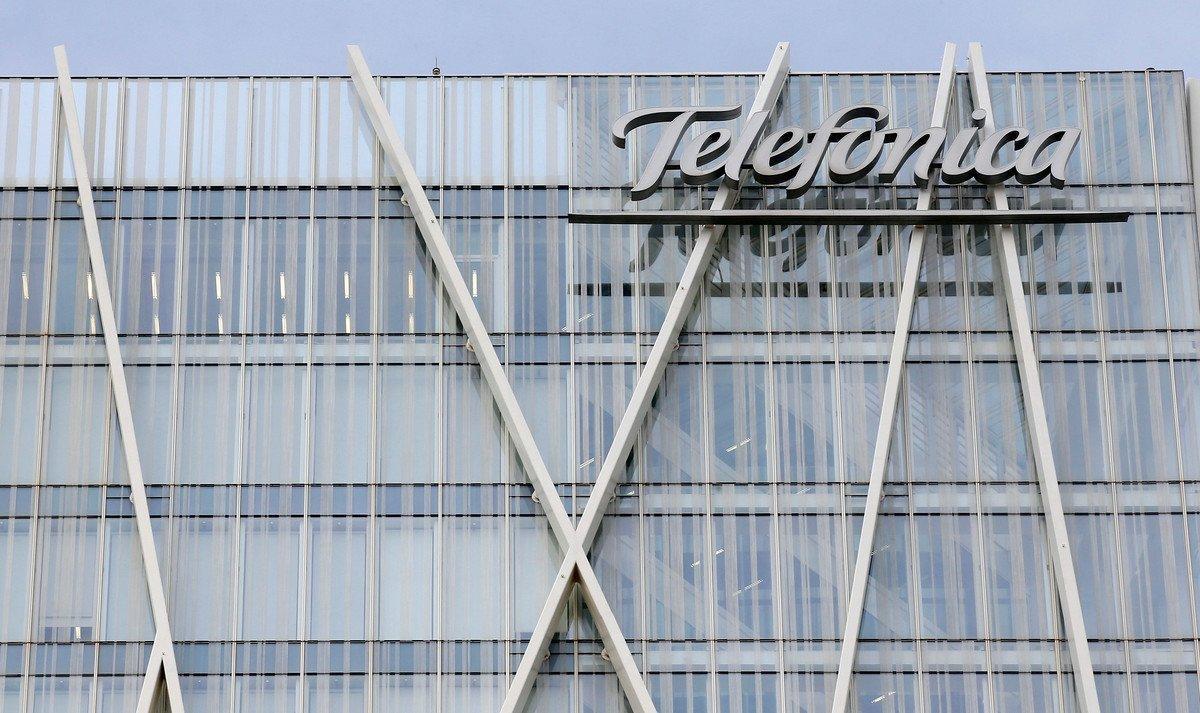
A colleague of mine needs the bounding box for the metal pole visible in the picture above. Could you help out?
[965,41,1101,713]
[828,42,958,713]
[52,45,186,713]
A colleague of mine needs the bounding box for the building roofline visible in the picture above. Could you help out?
[0,68,1187,81]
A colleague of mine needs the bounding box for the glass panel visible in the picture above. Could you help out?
[983,513,1055,638]
[60,79,120,187]
[774,362,837,483]
[1086,72,1153,184]
[123,79,185,186]
[34,518,100,640]
[0,215,49,334]
[308,517,367,639]
[378,365,438,484]
[511,77,568,185]
[240,517,302,639]
[382,78,440,184]
[115,216,177,334]
[975,362,1032,483]
[183,217,244,335]
[377,517,435,639]
[111,365,173,485]
[1119,512,1194,638]
[712,514,775,639]
[1108,360,1178,481]
[244,365,307,484]
[644,514,710,639]
[1041,361,1108,482]
[779,513,842,640]
[441,517,504,638]
[43,366,108,484]
[0,366,42,484]
[709,363,769,484]
[0,519,31,640]
[99,519,153,640]
[189,79,250,186]
[169,516,237,640]
[511,217,567,332]
[915,514,983,638]
[0,79,56,187]
[313,215,371,334]
[444,215,505,331]
[1098,215,1167,331]
[1147,72,1189,183]
[443,78,505,185]
[177,365,241,484]
[379,214,438,334]
[247,190,309,334]
[645,364,705,484]
[1066,514,1123,638]
[311,365,371,484]
[316,78,375,186]
[572,76,631,189]
[252,78,313,186]
[906,361,971,483]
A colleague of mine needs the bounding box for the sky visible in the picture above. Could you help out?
[1,0,1199,78]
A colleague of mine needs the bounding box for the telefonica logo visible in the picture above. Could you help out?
[613,103,1081,201]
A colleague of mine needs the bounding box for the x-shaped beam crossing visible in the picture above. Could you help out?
[348,42,790,712]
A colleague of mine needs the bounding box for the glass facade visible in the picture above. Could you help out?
[0,65,1196,712]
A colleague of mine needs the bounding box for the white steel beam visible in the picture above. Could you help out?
[829,43,958,713]
[503,41,792,713]
[346,45,656,712]
[965,42,1101,713]
[53,45,186,713]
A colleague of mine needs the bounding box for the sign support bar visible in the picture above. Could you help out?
[568,208,1129,226]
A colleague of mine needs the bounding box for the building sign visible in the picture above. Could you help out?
[613,103,1081,201]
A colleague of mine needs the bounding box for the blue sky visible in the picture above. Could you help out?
[2,0,1198,77]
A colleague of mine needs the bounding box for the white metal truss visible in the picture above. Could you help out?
[348,42,791,713]
[52,45,186,713]
[831,42,1102,712]
[504,42,790,712]
[965,42,1101,712]
[347,45,648,713]
[828,43,958,713]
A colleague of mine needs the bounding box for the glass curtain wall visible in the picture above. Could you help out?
[0,66,1195,712]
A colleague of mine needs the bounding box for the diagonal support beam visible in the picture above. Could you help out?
[829,43,958,713]
[503,42,791,713]
[53,45,186,713]
[965,42,1101,713]
[346,45,656,712]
